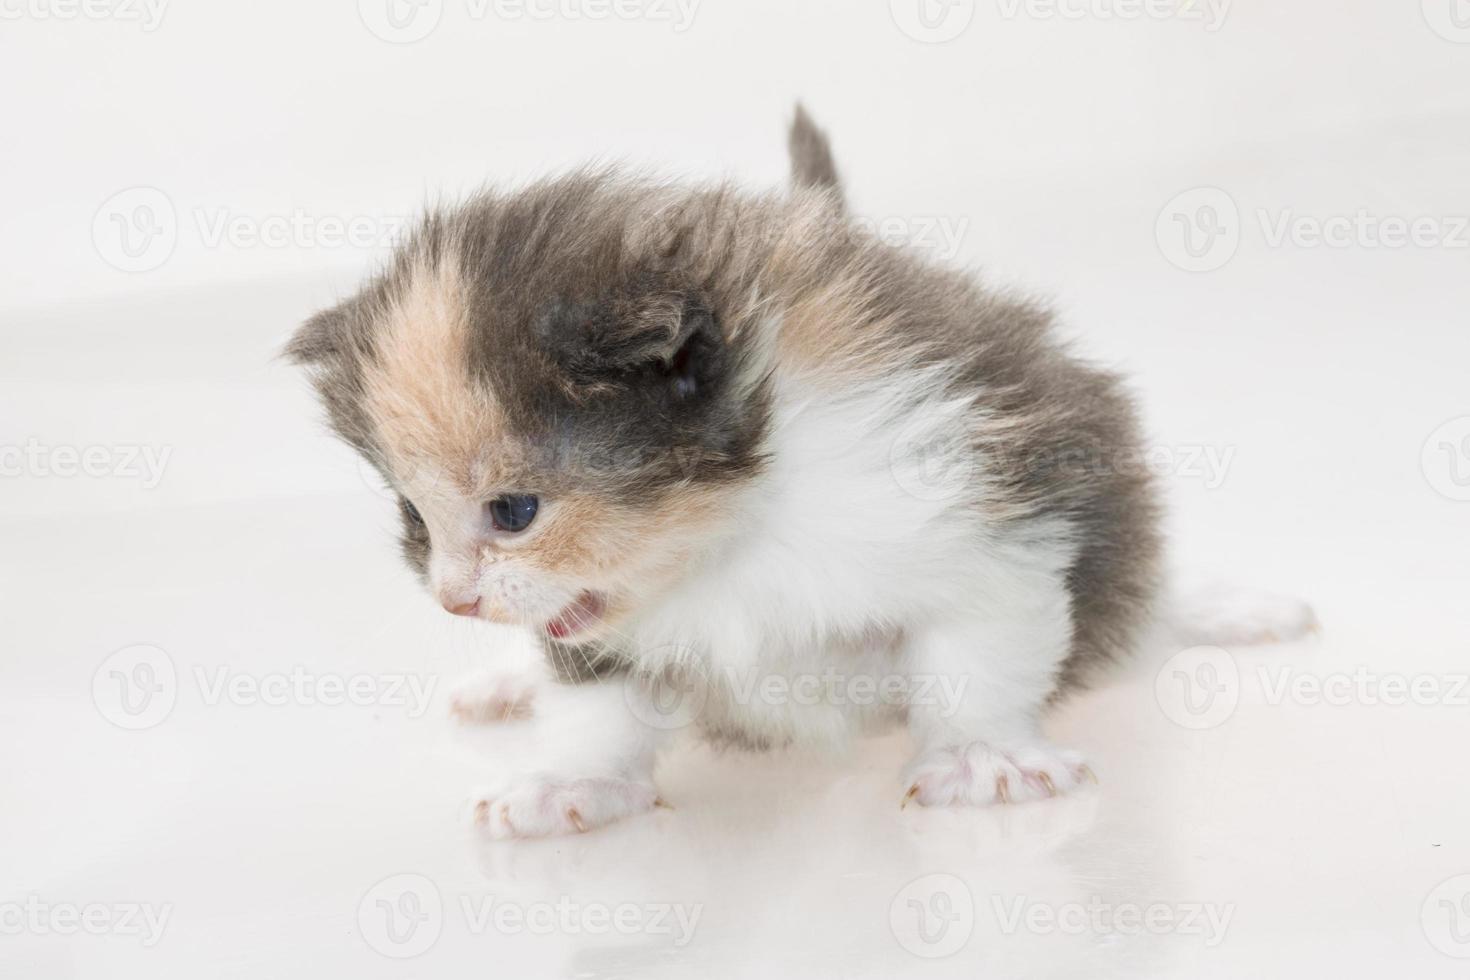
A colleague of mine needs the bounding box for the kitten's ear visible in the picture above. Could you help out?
[283,305,348,365]
[540,293,724,401]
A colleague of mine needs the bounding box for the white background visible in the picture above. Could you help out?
[3,1,1469,977]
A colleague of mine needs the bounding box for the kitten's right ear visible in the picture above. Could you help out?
[283,305,347,365]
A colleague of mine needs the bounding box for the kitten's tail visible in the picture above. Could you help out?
[788,103,844,209]
[1163,582,1320,647]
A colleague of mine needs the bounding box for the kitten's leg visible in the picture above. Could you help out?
[467,675,667,838]
[448,668,537,723]
[902,579,1091,807]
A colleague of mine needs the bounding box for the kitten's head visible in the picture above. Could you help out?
[287,110,842,642]
[286,175,774,640]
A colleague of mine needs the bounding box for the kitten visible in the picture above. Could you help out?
[287,107,1314,837]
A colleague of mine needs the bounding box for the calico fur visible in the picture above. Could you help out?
[288,106,1169,831]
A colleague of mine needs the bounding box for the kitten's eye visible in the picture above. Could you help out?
[401,498,425,527]
[488,494,538,533]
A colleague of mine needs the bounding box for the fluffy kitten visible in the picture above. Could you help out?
[287,107,1311,837]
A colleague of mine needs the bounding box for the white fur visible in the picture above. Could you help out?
[466,369,1095,835]
[1169,584,1319,647]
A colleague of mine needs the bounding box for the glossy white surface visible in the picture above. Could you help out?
[3,2,1469,977]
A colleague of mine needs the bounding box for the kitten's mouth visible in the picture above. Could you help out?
[543,591,607,640]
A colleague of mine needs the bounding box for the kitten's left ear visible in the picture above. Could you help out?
[542,293,725,401]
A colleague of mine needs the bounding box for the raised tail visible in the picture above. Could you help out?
[787,103,844,208]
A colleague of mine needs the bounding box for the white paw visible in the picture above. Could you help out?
[902,741,1093,807]
[1175,587,1319,647]
[466,776,661,839]
[448,670,536,724]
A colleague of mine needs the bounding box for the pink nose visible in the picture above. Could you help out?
[442,597,480,618]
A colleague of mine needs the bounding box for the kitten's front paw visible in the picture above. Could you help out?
[902,741,1094,808]
[448,670,536,724]
[467,776,661,839]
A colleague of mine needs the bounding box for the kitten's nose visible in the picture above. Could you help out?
[441,596,480,618]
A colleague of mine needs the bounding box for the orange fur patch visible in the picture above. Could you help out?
[362,251,508,493]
